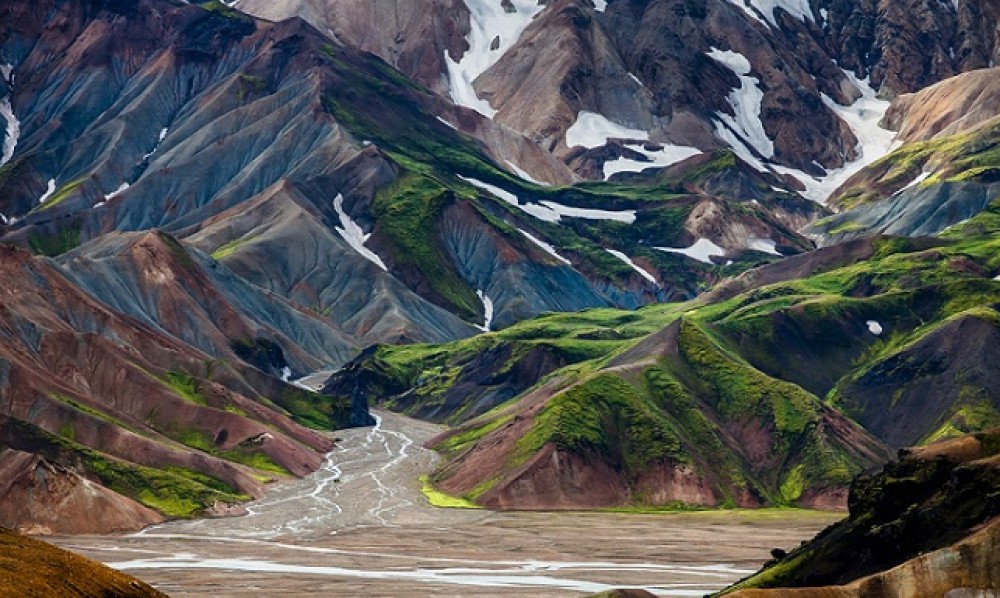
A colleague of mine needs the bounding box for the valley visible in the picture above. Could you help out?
[51,410,839,597]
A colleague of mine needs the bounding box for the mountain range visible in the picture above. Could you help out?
[0,0,998,554]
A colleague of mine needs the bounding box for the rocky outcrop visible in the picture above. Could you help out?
[721,430,1000,597]
[799,0,1000,97]
[0,528,167,596]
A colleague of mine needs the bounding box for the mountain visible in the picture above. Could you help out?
[0,0,998,541]
[236,0,998,189]
[325,199,1000,509]
[810,68,1000,242]
[0,239,370,532]
[0,528,167,597]
[720,428,1000,596]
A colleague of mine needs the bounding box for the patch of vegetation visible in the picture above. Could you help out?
[28,224,81,257]
[162,371,208,406]
[419,475,481,509]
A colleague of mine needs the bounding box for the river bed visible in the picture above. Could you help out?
[52,411,840,597]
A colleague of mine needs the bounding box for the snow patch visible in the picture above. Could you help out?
[0,213,7,224]
[656,238,726,264]
[866,320,883,336]
[518,228,571,265]
[772,72,897,204]
[436,116,457,130]
[333,194,388,271]
[144,128,169,160]
[747,237,780,255]
[566,111,648,149]
[603,143,702,179]
[474,290,494,333]
[281,367,292,383]
[105,183,130,201]
[505,161,550,186]
[0,99,18,168]
[593,0,608,11]
[606,249,657,284]
[726,0,814,25]
[445,0,546,118]
[708,49,773,165]
[0,63,16,168]
[893,171,932,195]
[460,176,635,223]
[38,179,56,205]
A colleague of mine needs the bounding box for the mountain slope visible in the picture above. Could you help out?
[326,209,1000,508]
[0,0,823,344]
[721,429,1000,597]
[0,243,362,531]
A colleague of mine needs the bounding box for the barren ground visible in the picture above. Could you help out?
[52,411,840,597]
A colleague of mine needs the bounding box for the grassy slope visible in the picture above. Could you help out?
[350,200,1000,507]
[826,116,1000,211]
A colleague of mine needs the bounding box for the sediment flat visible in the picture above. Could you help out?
[52,411,839,597]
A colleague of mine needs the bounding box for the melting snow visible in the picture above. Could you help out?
[866,320,883,336]
[0,101,18,168]
[893,171,932,195]
[445,0,546,118]
[474,290,494,332]
[0,63,16,168]
[747,237,780,255]
[566,111,648,149]
[772,72,897,204]
[603,143,702,179]
[436,116,458,130]
[708,49,773,166]
[505,161,550,186]
[460,176,636,223]
[656,238,726,264]
[333,194,388,271]
[518,228,572,265]
[105,183,130,201]
[726,0,814,25]
[606,249,657,284]
[38,179,56,204]
[144,128,169,160]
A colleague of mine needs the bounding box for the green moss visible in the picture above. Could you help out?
[211,233,259,260]
[28,225,81,257]
[419,475,481,509]
[372,173,480,320]
[32,178,87,212]
[162,371,208,406]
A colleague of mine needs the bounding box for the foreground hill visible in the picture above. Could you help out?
[0,528,167,597]
[721,429,1000,597]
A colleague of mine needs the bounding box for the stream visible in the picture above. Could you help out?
[53,410,839,597]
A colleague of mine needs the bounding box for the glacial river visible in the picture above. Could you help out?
[52,410,840,597]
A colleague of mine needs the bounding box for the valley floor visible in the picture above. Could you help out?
[50,411,839,597]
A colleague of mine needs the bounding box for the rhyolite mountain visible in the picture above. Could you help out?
[324,204,1000,508]
[0,0,998,530]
